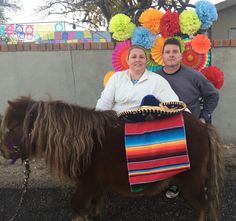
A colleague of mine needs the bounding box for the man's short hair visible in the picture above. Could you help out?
[163,38,182,52]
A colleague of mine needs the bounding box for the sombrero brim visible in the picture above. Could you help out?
[119,101,187,122]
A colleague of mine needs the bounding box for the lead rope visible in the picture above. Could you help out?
[8,159,31,221]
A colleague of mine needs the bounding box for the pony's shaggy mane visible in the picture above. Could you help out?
[18,99,120,182]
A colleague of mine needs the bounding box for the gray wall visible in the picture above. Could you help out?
[0,48,235,143]
[212,4,236,39]
[212,47,236,142]
[0,50,112,111]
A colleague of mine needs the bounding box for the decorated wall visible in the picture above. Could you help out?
[104,0,224,91]
[0,22,111,44]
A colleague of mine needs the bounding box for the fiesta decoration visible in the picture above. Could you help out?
[160,10,180,38]
[182,38,210,71]
[108,13,136,41]
[151,37,166,66]
[146,50,163,72]
[191,34,211,54]
[201,66,224,90]
[131,27,155,49]
[179,10,201,36]
[104,0,223,90]
[103,70,115,87]
[112,40,131,71]
[138,8,164,35]
[195,0,218,30]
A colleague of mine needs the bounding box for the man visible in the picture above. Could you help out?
[156,38,219,198]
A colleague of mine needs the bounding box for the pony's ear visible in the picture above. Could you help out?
[7,100,20,110]
[8,101,15,107]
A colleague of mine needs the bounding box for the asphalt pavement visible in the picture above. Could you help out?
[1,144,236,221]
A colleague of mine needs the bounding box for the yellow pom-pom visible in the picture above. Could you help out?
[109,14,136,41]
[180,10,201,36]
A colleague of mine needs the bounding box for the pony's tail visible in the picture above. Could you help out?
[207,123,224,221]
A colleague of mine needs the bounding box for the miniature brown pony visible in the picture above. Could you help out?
[0,97,224,221]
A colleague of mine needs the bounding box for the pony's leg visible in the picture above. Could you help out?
[72,215,87,221]
[71,194,102,221]
[188,190,206,221]
[181,191,205,221]
[71,181,102,221]
[87,195,102,221]
[179,177,207,221]
[193,202,205,221]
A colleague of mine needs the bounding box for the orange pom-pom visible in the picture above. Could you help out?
[191,34,211,54]
[139,8,164,34]
[103,70,115,87]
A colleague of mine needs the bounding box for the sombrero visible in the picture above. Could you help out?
[119,95,187,122]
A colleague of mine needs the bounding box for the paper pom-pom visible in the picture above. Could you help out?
[104,70,115,87]
[182,38,210,71]
[195,0,218,30]
[109,13,136,41]
[179,10,201,36]
[201,66,224,89]
[146,50,163,72]
[139,8,164,34]
[131,27,155,49]
[112,40,131,71]
[151,37,166,66]
[160,10,180,38]
[191,34,211,54]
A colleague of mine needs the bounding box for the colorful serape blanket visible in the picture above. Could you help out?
[125,113,190,192]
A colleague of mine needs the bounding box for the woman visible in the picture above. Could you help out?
[96,45,179,113]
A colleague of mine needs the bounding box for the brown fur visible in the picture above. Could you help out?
[0,97,224,221]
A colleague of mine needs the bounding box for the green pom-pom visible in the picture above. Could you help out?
[109,13,136,41]
[180,10,201,36]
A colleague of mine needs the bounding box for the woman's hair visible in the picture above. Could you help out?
[163,38,182,52]
[128,45,147,59]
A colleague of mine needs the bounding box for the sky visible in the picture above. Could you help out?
[8,0,71,24]
[7,0,224,25]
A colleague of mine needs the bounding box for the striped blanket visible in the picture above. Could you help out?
[125,113,190,192]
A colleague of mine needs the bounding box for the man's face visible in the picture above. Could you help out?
[162,44,182,68]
